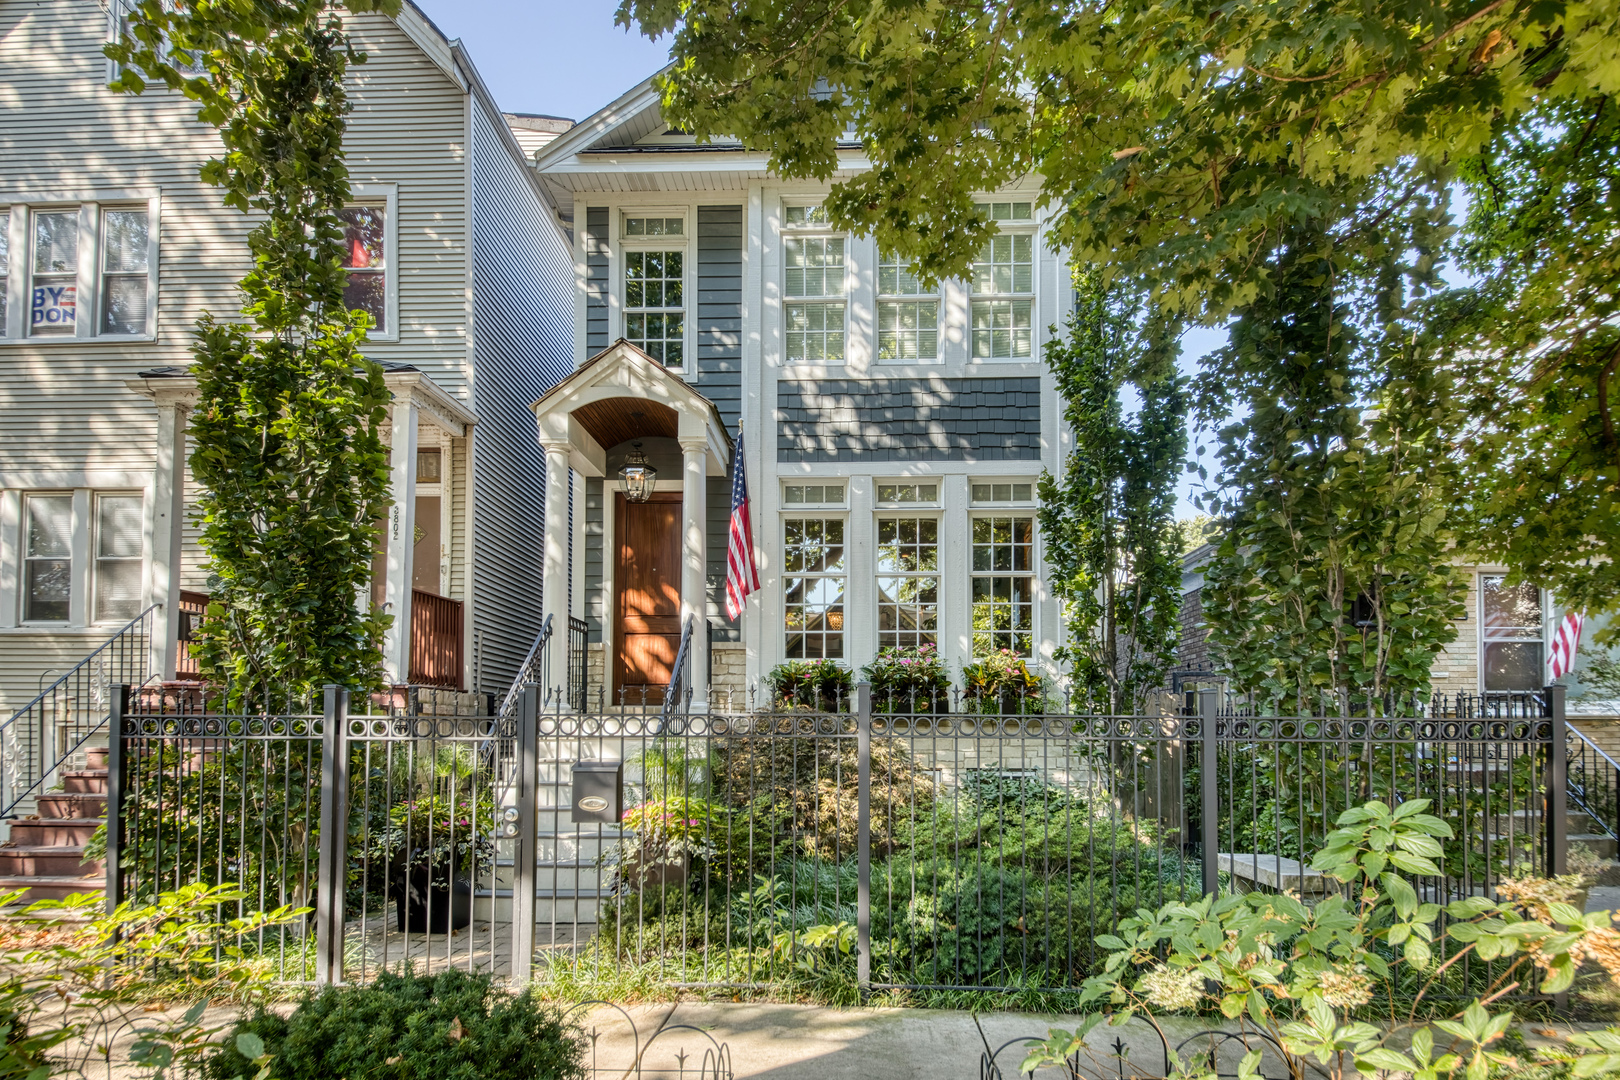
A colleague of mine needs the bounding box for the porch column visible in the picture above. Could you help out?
[541,439,572,691]
[149,401,188,680]
[383,399,419,685]
[679,437,710,711]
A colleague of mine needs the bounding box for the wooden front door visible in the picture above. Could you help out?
[614,492,683,701]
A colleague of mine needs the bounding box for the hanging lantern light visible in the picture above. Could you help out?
[619,442,657,502]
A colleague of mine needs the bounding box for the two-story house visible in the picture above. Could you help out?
[525,73,1069,710]
[0,0,574,720]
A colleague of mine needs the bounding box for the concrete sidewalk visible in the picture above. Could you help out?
[568,1001,1278,1079]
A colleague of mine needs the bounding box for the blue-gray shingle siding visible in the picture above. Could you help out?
[695,205,742,433]
[776,378,1042,462]
[585,206,610,353]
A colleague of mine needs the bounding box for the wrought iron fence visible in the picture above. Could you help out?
[568,617,589,713]
[1,605,157,817]
[105,679,1571,998]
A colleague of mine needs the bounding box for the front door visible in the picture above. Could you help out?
[614,492,682,702]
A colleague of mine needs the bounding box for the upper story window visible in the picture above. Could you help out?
[340,206,386,332]
[113,0,207,76]
[1480,574,1544,692]
[877,250,938,363]
[621,211,686,366]
[0,202,157,341]
[971,200,1035,360]
[783,203,845,364]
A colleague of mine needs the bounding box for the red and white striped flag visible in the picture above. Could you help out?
[724,426,760,620]
[1549,609,1585,681]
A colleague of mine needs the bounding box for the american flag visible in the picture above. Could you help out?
[1549,609,1585,681]
[725,427,760,620]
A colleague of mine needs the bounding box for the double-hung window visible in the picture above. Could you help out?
[970,200,1035,360]
[783,204,846,364]
[971,516,1035,657]
[24,496,73,622]
[1480,574,1544,692]
[623,215,685,366]
[784,515,846,659]
[94,495,144,622]
[1,202,157,340]
[876,485,940,649]
[340,206,387,332]
[876,250,938,362]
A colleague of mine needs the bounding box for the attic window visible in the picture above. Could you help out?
[784,204,830,227]
[625,216,683,237]
[977,201,1033,222]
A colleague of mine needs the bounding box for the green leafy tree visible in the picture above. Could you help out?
[1038,274,1186,712]
[108,0,401,705]
[1438,101,1620,640]
[1198,230,1465,713]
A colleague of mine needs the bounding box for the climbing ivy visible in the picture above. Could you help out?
[1197,229,1466,714]
[1037,273,1186,713]
[108,0,401,706]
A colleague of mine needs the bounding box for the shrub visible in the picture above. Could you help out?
[862,645,950,713]
[206,968,583,1080]
[765,659,854,712]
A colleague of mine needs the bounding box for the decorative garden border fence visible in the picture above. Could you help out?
[105,682,1572,996]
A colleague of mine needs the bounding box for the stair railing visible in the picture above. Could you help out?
[660,617,695,728]
[0,605,160,818]
[1567,723,1620,842]
[479,615,553,784]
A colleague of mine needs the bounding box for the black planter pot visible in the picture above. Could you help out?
[390,865,474,933]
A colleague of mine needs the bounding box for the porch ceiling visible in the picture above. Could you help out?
[571,397,678,449]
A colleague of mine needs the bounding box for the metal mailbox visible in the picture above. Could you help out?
[570,761,623,824]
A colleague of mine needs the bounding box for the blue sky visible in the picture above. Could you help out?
[415,0,1221,518]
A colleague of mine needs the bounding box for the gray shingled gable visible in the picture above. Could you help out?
[776,378,1041,462]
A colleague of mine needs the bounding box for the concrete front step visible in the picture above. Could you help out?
[62,771,109,795]
[0,875,104,902]
[0,846,103,877]
[9,819,102,847]
[35,793,107,819]
[1571,834,1619,859]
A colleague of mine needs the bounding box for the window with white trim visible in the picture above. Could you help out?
[1480,574,1544,692]
[783,204,845,364]
[877,250,938,362]
[783,484,845,508]
[876,516,938,650]
[2,203,156,340]
[784,517,845,659]
[94,494,143,622]
[971,482,1034,504]
[876,482,938,506]
[113,0,206,76]
[972,516,1035,657]
[340,206,386,332]
[623,249,684,365]
[24,495,73,622]
[970,200,1034,360]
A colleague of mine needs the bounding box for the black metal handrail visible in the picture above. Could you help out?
[1568,723,1620,841]
[660,616,695,725]
[567,616,588,711]
[0,604,160,817]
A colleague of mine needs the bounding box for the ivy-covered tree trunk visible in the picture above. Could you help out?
[109,0,400,707]
[1199,230,1465,715]
[1038,273,1186,713]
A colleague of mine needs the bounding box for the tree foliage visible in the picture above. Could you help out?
[1038,274,1185,712]
[1198,230,1465,712]
[108,0,402,703]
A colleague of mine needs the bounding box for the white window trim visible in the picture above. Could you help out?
[6,487,150,629]
[875,249,941,365]
[968,478,1039,508]
[91,491,146,626]
[1477,571,1547,694]
[348,185,398,343]
[781,511,850,661]
[968,510,1039,659]
[615,207,690,369]
[0,197,161,344]
[781,199,849,368]
[874,481,943,509]
[620,209,690,243]
[780,482,848,510]
[969,197,1037,363]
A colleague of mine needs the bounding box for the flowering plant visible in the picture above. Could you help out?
[766,658,854,712]
[861,645,950,713]
[1022,798,1620,1080]
[961,650,1046,715]
[606,795,748,892]
[364,794,496,884]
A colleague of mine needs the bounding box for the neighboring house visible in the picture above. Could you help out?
[1178,545,1613,713]
[527,73,1069,709]
[0,0,574,715]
